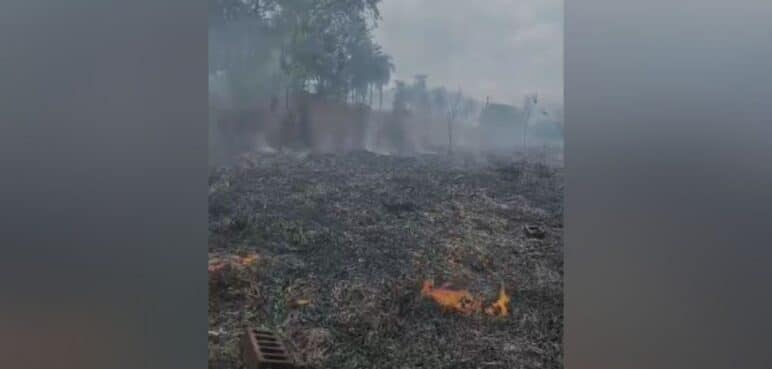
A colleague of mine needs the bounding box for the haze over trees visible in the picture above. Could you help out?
[208,0,562,162]
[209,0,394,106]
[209,0,485,115]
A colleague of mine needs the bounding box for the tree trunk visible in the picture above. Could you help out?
[447,117,453,155]
[447,89,463,155]
[378,85,383,110]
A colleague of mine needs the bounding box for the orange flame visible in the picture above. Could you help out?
[421,280,511,318]
[484,285,510,317]
[421,280,482,316]
[235,254,258,266]
[208,252,258,275]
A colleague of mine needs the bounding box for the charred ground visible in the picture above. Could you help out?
[209,150,563,369]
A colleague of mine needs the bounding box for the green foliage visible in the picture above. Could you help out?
[210,0,393,103]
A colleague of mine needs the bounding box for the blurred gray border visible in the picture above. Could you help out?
[565,0,772,368]
[2,1,771,368]
[0,1,208,368]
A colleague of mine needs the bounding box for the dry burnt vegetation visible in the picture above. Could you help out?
[209,150,563,369]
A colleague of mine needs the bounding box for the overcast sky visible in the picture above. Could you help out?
[373,0,562,108]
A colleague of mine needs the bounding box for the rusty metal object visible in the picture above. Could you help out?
[241,327,295,369]
[524,224,546,239]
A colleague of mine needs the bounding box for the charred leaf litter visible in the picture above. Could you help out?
[209,150,563,369]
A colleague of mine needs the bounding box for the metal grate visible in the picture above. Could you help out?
[241,327,296,369]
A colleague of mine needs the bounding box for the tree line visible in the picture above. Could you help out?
[391,75,481,124]
[209,0,394,106]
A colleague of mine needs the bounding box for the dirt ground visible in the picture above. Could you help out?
[209,150,563,369]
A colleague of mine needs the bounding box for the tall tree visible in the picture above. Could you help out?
[447,88,463,155]
[210,0,392,104]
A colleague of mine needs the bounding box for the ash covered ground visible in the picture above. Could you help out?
[209,150,563,369]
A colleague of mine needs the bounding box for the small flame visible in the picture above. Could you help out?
[208,252,259,275]
[484,285,510,317]
[421,280,481,316]
[235,254,258,266]
[421,280,511,318]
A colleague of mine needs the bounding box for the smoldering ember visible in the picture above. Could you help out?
[209,1,563,368]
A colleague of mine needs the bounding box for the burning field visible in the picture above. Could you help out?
[209,150,563,369]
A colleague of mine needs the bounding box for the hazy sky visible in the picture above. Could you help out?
[374,0,562,108]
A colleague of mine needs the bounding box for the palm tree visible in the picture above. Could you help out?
[372,50,394,110]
